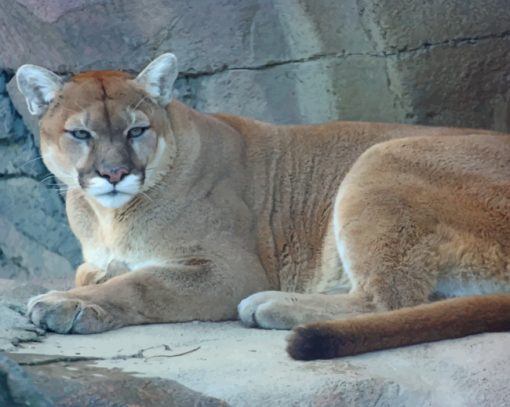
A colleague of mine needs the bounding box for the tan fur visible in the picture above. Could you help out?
[17,56,510,359]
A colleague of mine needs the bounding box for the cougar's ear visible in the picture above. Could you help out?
[134,53,178,107]
[16,64,63,116]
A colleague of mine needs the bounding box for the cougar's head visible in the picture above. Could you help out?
[16,54,179,209]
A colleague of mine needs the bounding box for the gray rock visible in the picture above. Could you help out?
[395,38,510,131]
[0,178,81,267]
[5,0,510,133]
[193,55,406,125]
[358,0,510,52]
[0,279,72,351]
[0,303,45,351]
[0,71,7,94]
[0,0,326,73]
[0,278,48,351]
[0,133,46,177]
[0,279,49,308]
[0,96,15,138]
[8,321,510,407]
[0,215,75,280]
[6,352,228,407]
[1,78,80,283]
[0,354,53,407]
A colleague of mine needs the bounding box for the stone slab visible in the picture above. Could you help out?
[0,0,349,73]
[358,0,510,52]
[2,353,228,406]
[11,321,510,407]
[0,215,75,283]
[0,179,81,267]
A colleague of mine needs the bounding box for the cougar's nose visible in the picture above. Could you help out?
[97,166,130,184]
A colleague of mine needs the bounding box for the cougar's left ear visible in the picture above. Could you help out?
[16,64,63,116]
[134,53,178,107]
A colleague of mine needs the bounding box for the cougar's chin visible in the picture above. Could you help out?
[93,191,134,209]
[85,174,142,209]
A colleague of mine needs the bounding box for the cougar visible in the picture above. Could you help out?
[16,53,510,360]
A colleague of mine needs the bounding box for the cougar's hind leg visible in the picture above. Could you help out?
[332,178,442,311]
[286,184,444,359]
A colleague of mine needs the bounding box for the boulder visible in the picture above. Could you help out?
[0,354,53,407]
[10,321,510,406]
[2,353,227,406]
[3,0,509,128]
[0,215,76,280]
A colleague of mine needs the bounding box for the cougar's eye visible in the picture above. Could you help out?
[127,126,149,139]
[65,129,92,140]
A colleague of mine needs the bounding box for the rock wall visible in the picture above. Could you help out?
[0,72,79,281]
[1,0,509,280]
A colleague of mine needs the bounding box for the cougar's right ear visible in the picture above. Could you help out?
[16,64,63,116]
[134,53,178,107]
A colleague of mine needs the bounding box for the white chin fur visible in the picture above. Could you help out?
[86,174,141,209]
[94,192,134,209]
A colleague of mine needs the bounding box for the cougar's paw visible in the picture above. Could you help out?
[237,291,298,330]
[27,291,118,334]
[75,267,105,287]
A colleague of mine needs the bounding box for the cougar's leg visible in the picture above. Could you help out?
[29,252,269,334]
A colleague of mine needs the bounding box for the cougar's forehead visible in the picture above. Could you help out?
[67,71,137,101]
[42,71,160,137]
[63,98,148,137]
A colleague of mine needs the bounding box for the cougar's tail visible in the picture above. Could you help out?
[287,294,510,360]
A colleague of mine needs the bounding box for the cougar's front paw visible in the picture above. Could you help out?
[27,291,118,334]
[75,261,129,287]
[75,265,105,287]
[238,291,297,330]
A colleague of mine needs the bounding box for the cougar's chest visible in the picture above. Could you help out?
[81,210,165,273]
[83,243,159,271]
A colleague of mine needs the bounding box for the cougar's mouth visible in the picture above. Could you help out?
[103,190,118,195]
[93,189,134,209]
[85,174,142,209]
[98,189,124,198]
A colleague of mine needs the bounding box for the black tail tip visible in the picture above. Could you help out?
[286,325,340,361]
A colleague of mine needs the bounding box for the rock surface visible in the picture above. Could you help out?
[3,0,510,128]
[0,354,53,407]
[0,73,81,282]
[0,70,80,285]
[2,353,228,406]
[0,180,80,267]
[9,321,510,407]
[0,279,53,351]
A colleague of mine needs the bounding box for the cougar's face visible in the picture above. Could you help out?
[39,73,172,209]
[17,53,179,209]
